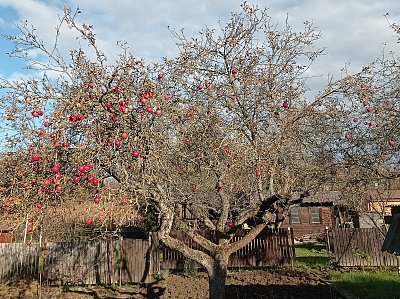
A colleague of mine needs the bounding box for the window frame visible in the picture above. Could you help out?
[310,207,322,224]
[290,207,301,224]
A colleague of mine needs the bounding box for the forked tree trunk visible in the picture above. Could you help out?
[207,255,229,299]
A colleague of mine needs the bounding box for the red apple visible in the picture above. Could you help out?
[27,226,33,233]
[158,73,164,79]
[282,101,289,109]
[132,151,140,158]
[105,102,112,108]
[55,185,63,192]
[231,69,238,75]
[121,132,128,139]
[52,164,60,173]
[197,84,203,90]
[155,109,162,116]
[256,170,262,177]
[85,219,93,225]
[36,203,43,209]
[43,179,51,185]
[43,121,51,127]
[146,107,153,113]
[353,118,358,122]
[367,107,373,113]
[114,140,122,147]
[93,197,100,204]
[73,176,81,183]
[31,154,41,161]
[92,179,99,186]
[88,82,94,89]
[32,111,39,117]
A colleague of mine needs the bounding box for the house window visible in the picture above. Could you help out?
[290,207,300,224]
[310,207,322,223]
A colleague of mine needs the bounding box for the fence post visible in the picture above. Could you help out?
[325,226,331,258]
[119,235,123,286]
[150,233,160,280]
[288,227,295,268]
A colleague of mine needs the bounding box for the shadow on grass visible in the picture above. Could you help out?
[296,256,330,268]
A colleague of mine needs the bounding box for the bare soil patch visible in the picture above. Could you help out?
[0,269,344,299]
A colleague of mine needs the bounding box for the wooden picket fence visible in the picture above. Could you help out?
[329,228,399,267]
[0,228,294,285]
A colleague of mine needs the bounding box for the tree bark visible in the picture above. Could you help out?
[207,255,229,299]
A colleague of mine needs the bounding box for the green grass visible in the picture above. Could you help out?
[295,243,330,268]
[330,271,400,299]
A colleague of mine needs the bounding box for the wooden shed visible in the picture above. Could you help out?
[280,192,338,238]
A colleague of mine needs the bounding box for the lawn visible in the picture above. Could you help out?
[294,243,400,298]
[295,243,330,268]
[329,270,400,299]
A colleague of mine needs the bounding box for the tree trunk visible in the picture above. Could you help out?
[208,255,228,299]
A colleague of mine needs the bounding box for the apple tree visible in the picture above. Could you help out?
[2,3,398,299]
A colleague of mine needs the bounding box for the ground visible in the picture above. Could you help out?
[0,268,345,299]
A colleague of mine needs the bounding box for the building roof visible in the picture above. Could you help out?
[301,191,340,206]
[366,189,400,202]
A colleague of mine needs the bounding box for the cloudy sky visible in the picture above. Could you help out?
[0,0,399,97]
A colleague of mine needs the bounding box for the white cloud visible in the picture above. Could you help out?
[0,0,399,97]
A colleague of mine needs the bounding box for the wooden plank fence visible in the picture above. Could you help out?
[159,228,295,269]
[0,238,154,285]
[0,228,294,285]
[329,228,399,267]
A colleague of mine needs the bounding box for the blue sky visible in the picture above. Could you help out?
[0,0,399,95]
